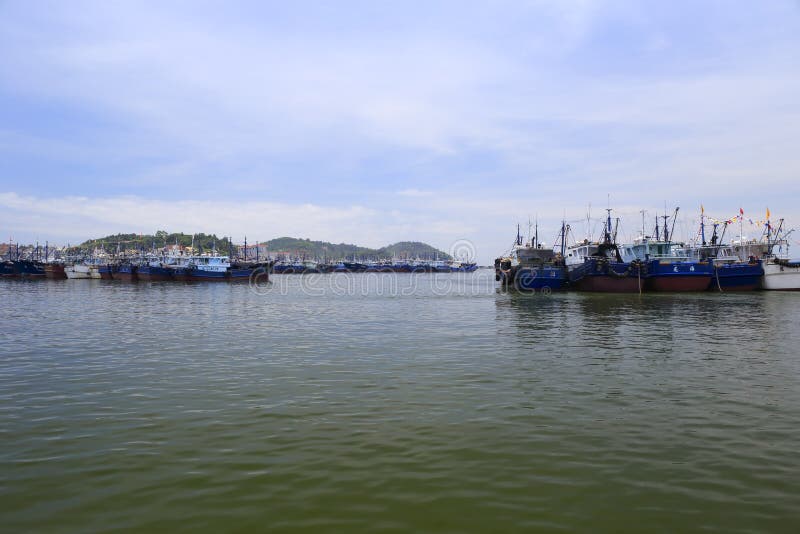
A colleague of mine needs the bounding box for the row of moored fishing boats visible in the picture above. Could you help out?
[494,208,799,292]
[272,259,477,273]
[1,253,271,282]
[2,254,478,280]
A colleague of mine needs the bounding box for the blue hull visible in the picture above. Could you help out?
[503,266,569,291]
[646,260,713,292]
[138,265,174,281]
[711,262,764,291]
[228,268,253,281]
[186,269,227,281]
[14,260,46,277]
[116,265,138,281]
[569,259,643,292]
[1,261,18,277]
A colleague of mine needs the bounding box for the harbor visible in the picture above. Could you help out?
[4,206,796,292]
[494,207,799,293]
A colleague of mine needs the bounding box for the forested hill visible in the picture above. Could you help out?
[77,233,450,260]
[77,232,233,254]
[263,238,451,260]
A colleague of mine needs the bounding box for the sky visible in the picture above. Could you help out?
[1,0,799,262]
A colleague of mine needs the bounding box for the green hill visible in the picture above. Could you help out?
[77,233,450,260]
[77,231,234,254]
[262,237,450,260]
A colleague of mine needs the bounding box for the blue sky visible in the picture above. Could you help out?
[1,1,799,262]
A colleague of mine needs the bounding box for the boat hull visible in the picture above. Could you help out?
[115,266,138,281]
[15,261,46,277]
[648,276,712,292]
[569,260,644,293]
[185,269,228,281]
[762,261,800,290]
[499,266,569,292]
[98,264,116,280]
[1,261,17,277]
[44,264,67,279]
[646,261,712,292]
[228,268,253,281]
[710,262,764,291]
[65,268,91,279]
[169,267,189,282]
[137,265,174,281]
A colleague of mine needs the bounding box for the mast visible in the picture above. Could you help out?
[765,208,772,252]
[700,205,706,245]
[560,220,566,256]
[604,208,613,245]
[640,209,647,238]
[669,207,679,244]
[739,207,744,243]
[710,223,719,246]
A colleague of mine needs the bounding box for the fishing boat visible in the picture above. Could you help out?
[684,212,764,291]
[761,218,800,290]
[495,222,569,292]
[568,210,645,293]
[620,208,712,292]
[185,255,230,281]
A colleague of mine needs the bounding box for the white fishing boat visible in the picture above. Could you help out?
[761,218,800,290]
[763,259,800,290]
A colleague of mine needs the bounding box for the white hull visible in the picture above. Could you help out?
[89,266,101,279]
[65,265,93,279]
[762,262,800,290]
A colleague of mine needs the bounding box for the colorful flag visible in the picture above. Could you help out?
[701,204,705,214]
[766,207,771,219]
[739,207,744,216]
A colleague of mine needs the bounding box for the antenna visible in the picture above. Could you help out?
[639,209,647,238]
[527,216,532,244]
[587,203,592,241]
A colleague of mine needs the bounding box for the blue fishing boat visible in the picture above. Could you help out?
[495,222,569,292]
[686,213,764,291]
[567,210,645,293]
[185,256,230,281]
[621,208,713,292]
